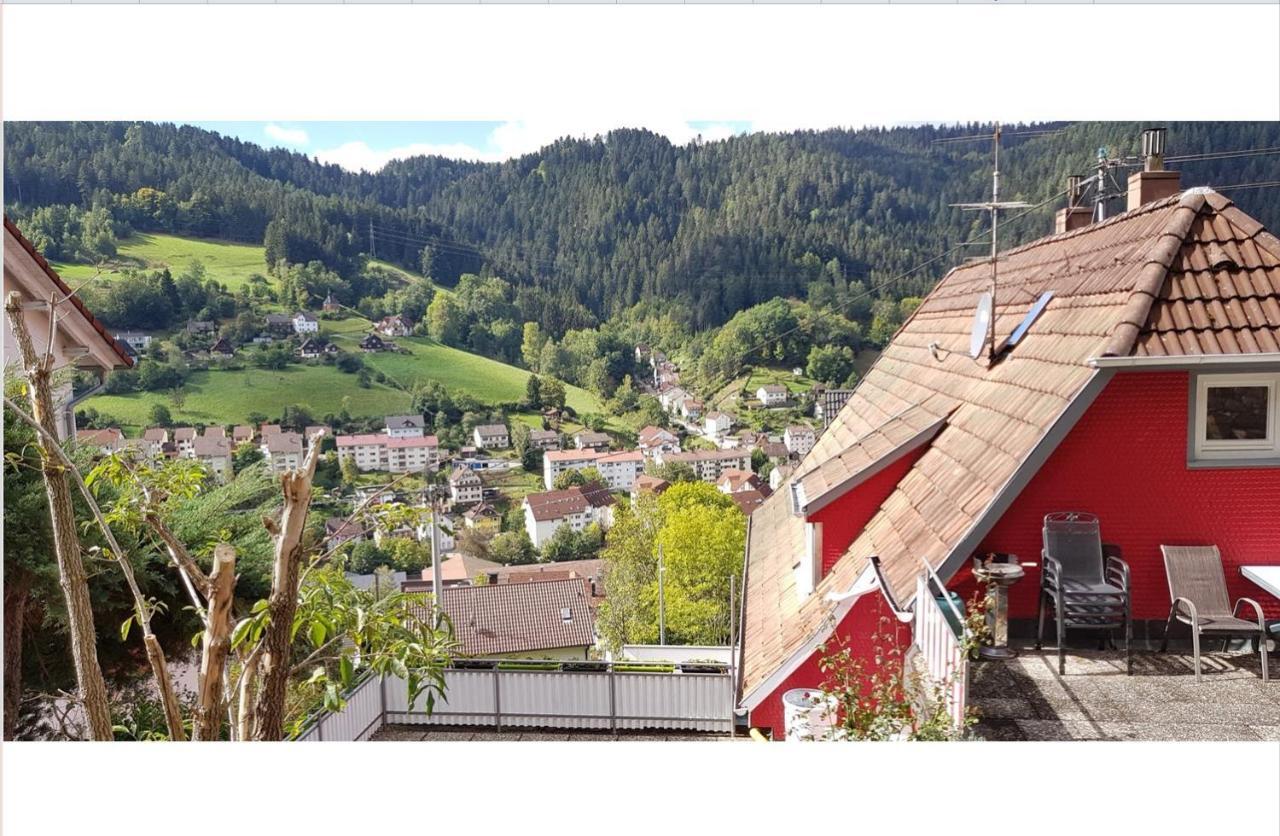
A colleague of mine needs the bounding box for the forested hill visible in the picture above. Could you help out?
[7,121,1280,330]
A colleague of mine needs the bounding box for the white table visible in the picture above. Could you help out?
[1241,565,1280,601]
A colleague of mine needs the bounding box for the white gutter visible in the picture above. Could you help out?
[1090,353,1280,369]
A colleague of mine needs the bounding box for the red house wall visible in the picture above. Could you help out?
[965,371,1280,621]
[810,447,927,576]
[748,593,910,736]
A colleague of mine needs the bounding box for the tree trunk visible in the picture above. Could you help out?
[5,293,113,741]
[251,436,323,740]
[3,570,32,741]
[195,544,236,741]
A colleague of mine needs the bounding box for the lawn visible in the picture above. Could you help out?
[344,333,603,415]
[84,365,411,432]
[51,233,268,290]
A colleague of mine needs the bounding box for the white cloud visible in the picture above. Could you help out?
[313,121,750,173]
[264,124,309,147]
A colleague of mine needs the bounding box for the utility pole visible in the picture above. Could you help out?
[369,219,376,260]
[657,544,666,646]
[429,482,443,628]
[1094,146,1110,223]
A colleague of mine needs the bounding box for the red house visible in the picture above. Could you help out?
[739,161,1280,737]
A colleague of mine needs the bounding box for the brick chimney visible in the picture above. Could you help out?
[1127,127,1180,211]
[1054,174,1092,233]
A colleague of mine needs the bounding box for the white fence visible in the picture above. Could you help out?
[617,645,732,665]
[912,575,968,730]
[296,660,735,741]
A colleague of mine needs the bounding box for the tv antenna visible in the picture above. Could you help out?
[951,124,1029,362]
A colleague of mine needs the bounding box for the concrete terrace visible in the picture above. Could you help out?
[970,648,1280,741]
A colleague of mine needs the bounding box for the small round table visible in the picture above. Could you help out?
[972,555,1026,660]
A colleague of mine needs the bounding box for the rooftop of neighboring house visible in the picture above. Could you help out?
[574,430,611,446]
[76,428,123,446]
[403,553,506,588]
[412,577,596,657]
[717,468,765,493]
[598,449,643,464]
[449,465,482,484]
[202,426,226,439]
[192,435,231,457]
[325,517,366,540]
[232,425,254,440]
[142,427,169,442]
[523,483,616,521]
[528,429,559,441]
[294,311,318,322]
[464,502,500,520]
[730,489,769,516]
[682,398,704,409]
[785,424,815,437]
[172,427,197,441]
[706,411,731,422]
[474,424,508,436]
[264,432,303,455]
[663,448,749,462]
[385,414,425,429]
[544,448,602,463]
[632,474,671,495]
[637,425,677,445]
[758,384,788,394]
[741,186,1280,703]
[264,314,292,325]
[259,424,282,436]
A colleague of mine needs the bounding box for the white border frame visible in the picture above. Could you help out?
[1192,372,1279,460]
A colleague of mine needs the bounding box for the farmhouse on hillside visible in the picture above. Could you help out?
[740,172,1280,736]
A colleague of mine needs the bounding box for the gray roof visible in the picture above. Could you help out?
[385,414,425,429]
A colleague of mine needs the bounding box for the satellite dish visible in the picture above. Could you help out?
[969,292,993,359]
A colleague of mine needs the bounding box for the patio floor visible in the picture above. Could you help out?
[970,646,1280,741]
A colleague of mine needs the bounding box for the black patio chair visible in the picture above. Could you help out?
[1035,512,1132,675]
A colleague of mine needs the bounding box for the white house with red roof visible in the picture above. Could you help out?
[337,432,439,473]
[738,151,1280,738]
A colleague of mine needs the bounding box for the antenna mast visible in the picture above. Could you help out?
[952,123,1028,361]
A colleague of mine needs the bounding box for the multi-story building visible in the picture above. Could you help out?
[637,425,680,458]
[756,384,789,407]
[262,432,304,473]
[527,429,561,451]
[292,311,319,334]
[704,411,733,438]
[448,466,483,506]
[654,448,752,483]
[523,483,616,549]
[472,424,510,450]
[172,427,197,456]
[784,424,817,457]
[191,435,233,481]
[573,430,611,451]
[336,433,439,473]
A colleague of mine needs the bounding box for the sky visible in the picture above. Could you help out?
[187,120,753,173]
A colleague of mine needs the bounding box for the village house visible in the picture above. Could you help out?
[186,320,215,336]
[292,311,319,334]
[113,331,152,353]
[523,483,616,549]
[756,383,789,407]
[75,427,125,455]
[784,423,816,457]
[740,159,1280,736]
[190,435,233,482]
[325,517,367,547]
[259,423,282,438]
[573,430,611,451]
[296,337,336,359]
[402,553,505,591]
[472,423,510,450]
[261,431,304,473]
[209,337,235,359]
[448,465,483,507]
[716,467,768,496]
[4,217,135,439]
[463,501,501,530]
[416,578,597,660]
[704,410,733,438]
[413,512,457,553]
[384,414,426,438]
[172,427,197,455]
[142,427,170,456]
[630,474,670,505]
[527,428,561,451]
[680,398,704,421]
[358,332,388,352]
[657,385,688,413]
[543,448,601,489]
[655,448,752,483]
[375,314,414,337]
[264,314,294,335]
[637,425,680,458]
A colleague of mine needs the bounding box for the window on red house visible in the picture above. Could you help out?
[1192,372,1280,462]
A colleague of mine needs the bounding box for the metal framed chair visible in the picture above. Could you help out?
[1159,545,1269,683]
[1036,512,1132,675]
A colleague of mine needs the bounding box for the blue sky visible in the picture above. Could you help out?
[187,120,753,172]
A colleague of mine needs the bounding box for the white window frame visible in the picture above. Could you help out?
[1191,372,1280,462]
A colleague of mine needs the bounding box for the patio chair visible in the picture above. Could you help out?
[1036,512,1132,675]
[1159,545,1269,684]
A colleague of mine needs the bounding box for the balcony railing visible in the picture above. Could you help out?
[295,659,735,741]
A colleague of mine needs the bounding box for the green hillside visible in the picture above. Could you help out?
[85,366,411,431]
[50,233,267,289]
[335,332,602,414]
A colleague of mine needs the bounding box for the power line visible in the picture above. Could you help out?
[1165,146,1280,164]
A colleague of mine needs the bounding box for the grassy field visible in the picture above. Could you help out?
[340,333,603,415]
[51,233,268,290]
[85,365,411,432]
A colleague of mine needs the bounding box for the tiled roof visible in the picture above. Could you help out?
[418,578,596,656]
[632,474,670,494]
[385,414,425,429]
[524,483,615,522]
[142,427,169,442]
[638,426,677,445]
[192,436,231,457]
[545,448,602,463]
[172,427,197,441]
[474,424,508,436]
[742,189,1280,703]
[449,466,481,484]
[730,489,769,516]
[76,428,123,446]
[232,425,254,440]
[265,432,303,454]
[3,216,134,369]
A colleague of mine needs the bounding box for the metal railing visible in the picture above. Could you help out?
[296,659,735,741]
[912,574,969,730]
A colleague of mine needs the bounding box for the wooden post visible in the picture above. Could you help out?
[195,544,236,740]
[5,293,113,741]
